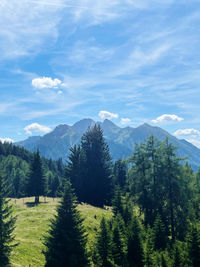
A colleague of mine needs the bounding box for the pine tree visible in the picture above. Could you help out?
[0,175,16,266]
[65,145,84,202]
[114,159,127,188]
[127,216,144,267]
[44,180,89,267]
[187,224,200,267]
[152,215,168,251]
[26,150,46,203]
[81,124,113,207]
[97,217,112,267]
[112,215,127,266]
[112,185,124,216]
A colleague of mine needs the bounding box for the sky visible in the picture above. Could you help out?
[1,0,200,147]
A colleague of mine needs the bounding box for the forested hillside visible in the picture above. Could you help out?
[0,125,200,266]
[0,141,65,198]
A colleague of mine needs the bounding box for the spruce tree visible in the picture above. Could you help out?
[81,124,113,207]
[65,145,84,202]
[114,159,127,188]
[44,180,89,267]
[26,150,46,203]
[152,215,168,251]
[112,215,127,266]
[187,224,200,267]
[127,216,144,267]
[0,175,16,266]
[112,185,124,217]
[97,217,112,267]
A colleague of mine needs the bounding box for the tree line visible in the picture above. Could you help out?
[0,125,200,266]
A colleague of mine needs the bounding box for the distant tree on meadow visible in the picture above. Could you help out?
[26,150,47,203]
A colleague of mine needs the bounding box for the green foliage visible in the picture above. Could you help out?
[44,181,89,267]
[111,214,127,266]
[113,159,127,188]
[26,150,47,203]
[127,215,144,267]
[0,142,64,198]
[96,217,112,267]
[81,124,113,206]
[152,215,168,251]
[0,175,16,266]
[187,224,200,267]
[112,185,124,216]
[65,145,84,201]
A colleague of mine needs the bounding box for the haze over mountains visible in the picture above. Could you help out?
[16,119,200,170]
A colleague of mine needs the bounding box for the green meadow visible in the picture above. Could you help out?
[10,197,112,267]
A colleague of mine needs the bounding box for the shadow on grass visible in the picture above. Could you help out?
[25,201,48,207]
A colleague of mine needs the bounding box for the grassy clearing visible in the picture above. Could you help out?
[10,197,112,267]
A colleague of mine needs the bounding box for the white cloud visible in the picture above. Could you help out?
[98,110,118,120]
[173,128,200,148]
[120,118,131,125]
[0,137,14,143]
[186,139,200,148]
[32,77,62,89]
[174,128,200,137]
[24,123,51,135]
[152,114,183,123]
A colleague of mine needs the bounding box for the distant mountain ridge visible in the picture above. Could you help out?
[16,119,200,170]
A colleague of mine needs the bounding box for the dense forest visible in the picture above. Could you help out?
[0,125,200,266]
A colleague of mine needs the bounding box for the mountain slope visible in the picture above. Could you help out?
[16,119,200,170]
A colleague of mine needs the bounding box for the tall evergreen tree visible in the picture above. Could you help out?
[152,215,168,251]
[65,145,84,202]
[0,175,16,266]
[187,224,200,267]
[26,150,46,203]
[127,216,144,267]
[97,217,112,267]
[112,185,124,216]
[44,180,89,267]
[114,159,127,188]
[81,124,113,207]
[111,215,127,266]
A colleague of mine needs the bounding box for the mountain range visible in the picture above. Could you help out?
[16,119,200,171]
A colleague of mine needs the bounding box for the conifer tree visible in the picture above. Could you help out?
[0,175,16,266]
[112,215,127,266]
[27,150,46,203]
[114,159,127,188]
[112,185,124,216]
[65,145,84,202]
[97,217,112,267]
[44,180,89,267]
[81,125,113,206]
[152,215,168,251]
[127,216,144,267]
[187,224,200,267]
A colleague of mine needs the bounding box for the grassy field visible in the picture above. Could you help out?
[10,197,112,267]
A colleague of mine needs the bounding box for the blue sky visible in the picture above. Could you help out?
[1,0,200,147]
